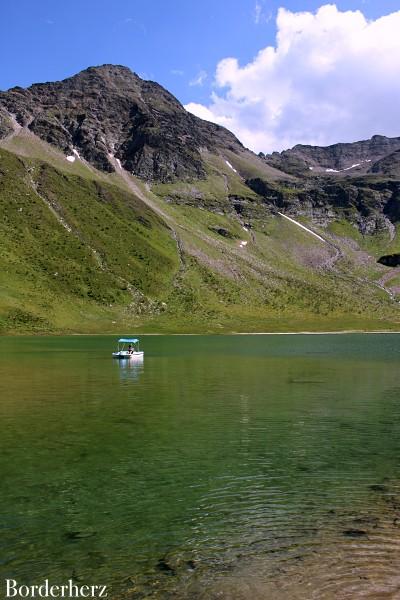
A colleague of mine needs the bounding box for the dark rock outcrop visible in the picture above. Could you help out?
[208,226,236,238]
[378,254,400,267]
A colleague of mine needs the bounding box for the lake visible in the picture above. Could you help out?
[1,334,400,599]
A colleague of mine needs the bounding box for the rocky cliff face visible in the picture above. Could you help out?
[246,176,400,235]
[0,65,243,181]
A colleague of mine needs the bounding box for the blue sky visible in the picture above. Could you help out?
[2,1,400,150]
[1,0,398,101]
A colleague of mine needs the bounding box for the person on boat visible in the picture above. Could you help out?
[128,344,133,354]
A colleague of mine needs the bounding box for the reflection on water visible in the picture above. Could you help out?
[116,357,144,383]
[0,334,400,599]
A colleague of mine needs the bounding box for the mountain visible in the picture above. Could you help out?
[0,65,400,334]
[0,64,283,182]
[264,135,400,177]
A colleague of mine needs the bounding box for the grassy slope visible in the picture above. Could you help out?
[144,205,400,332]
[0,137,400,334]
[0,148,178,332]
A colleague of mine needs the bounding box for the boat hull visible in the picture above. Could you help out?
[112,351,144,359]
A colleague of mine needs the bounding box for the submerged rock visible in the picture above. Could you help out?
[64,530,97,541]
[369,484,389,492]
[156,558,177,575]
[342,529,367,537]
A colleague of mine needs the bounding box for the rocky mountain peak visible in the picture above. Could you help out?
[0,64,242,181]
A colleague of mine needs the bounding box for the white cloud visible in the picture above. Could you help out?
[171,69,184,76]
[254,1,262,24]
[121,18,147,34]
[254,1,272,25]
[185,4,400,153]
[189,70,208,87]
[138,71,154,81]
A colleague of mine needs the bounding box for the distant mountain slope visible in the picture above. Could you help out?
[264,135,400,177]
[253,136,400,237]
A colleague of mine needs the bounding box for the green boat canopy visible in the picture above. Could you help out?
[118,338,139,343]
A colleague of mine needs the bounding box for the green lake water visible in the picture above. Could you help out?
[1,334,400,598]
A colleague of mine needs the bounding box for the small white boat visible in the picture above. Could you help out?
[112,337,144,359]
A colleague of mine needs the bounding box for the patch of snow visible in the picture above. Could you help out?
[239,240,248,248]
[326,159,371,173]
[66,148,80,162]
[225,160,238,173]
[278,212,326,243]
[309,167,314,170]
[242,226,248,232]
[343,163,361,171]
[116,158,122,169]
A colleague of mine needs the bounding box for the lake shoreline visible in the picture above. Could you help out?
[2,329,400,337]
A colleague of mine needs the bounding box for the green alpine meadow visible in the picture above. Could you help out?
[1,64,400,334]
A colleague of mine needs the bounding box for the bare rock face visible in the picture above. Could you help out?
[0,108,13,138]
[246,174,400,235]
[370,149,400,178]
[0,65,242,181]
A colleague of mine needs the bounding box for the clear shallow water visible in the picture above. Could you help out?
[1,334,400,598]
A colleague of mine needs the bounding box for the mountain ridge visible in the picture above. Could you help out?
[263,135,400,177]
